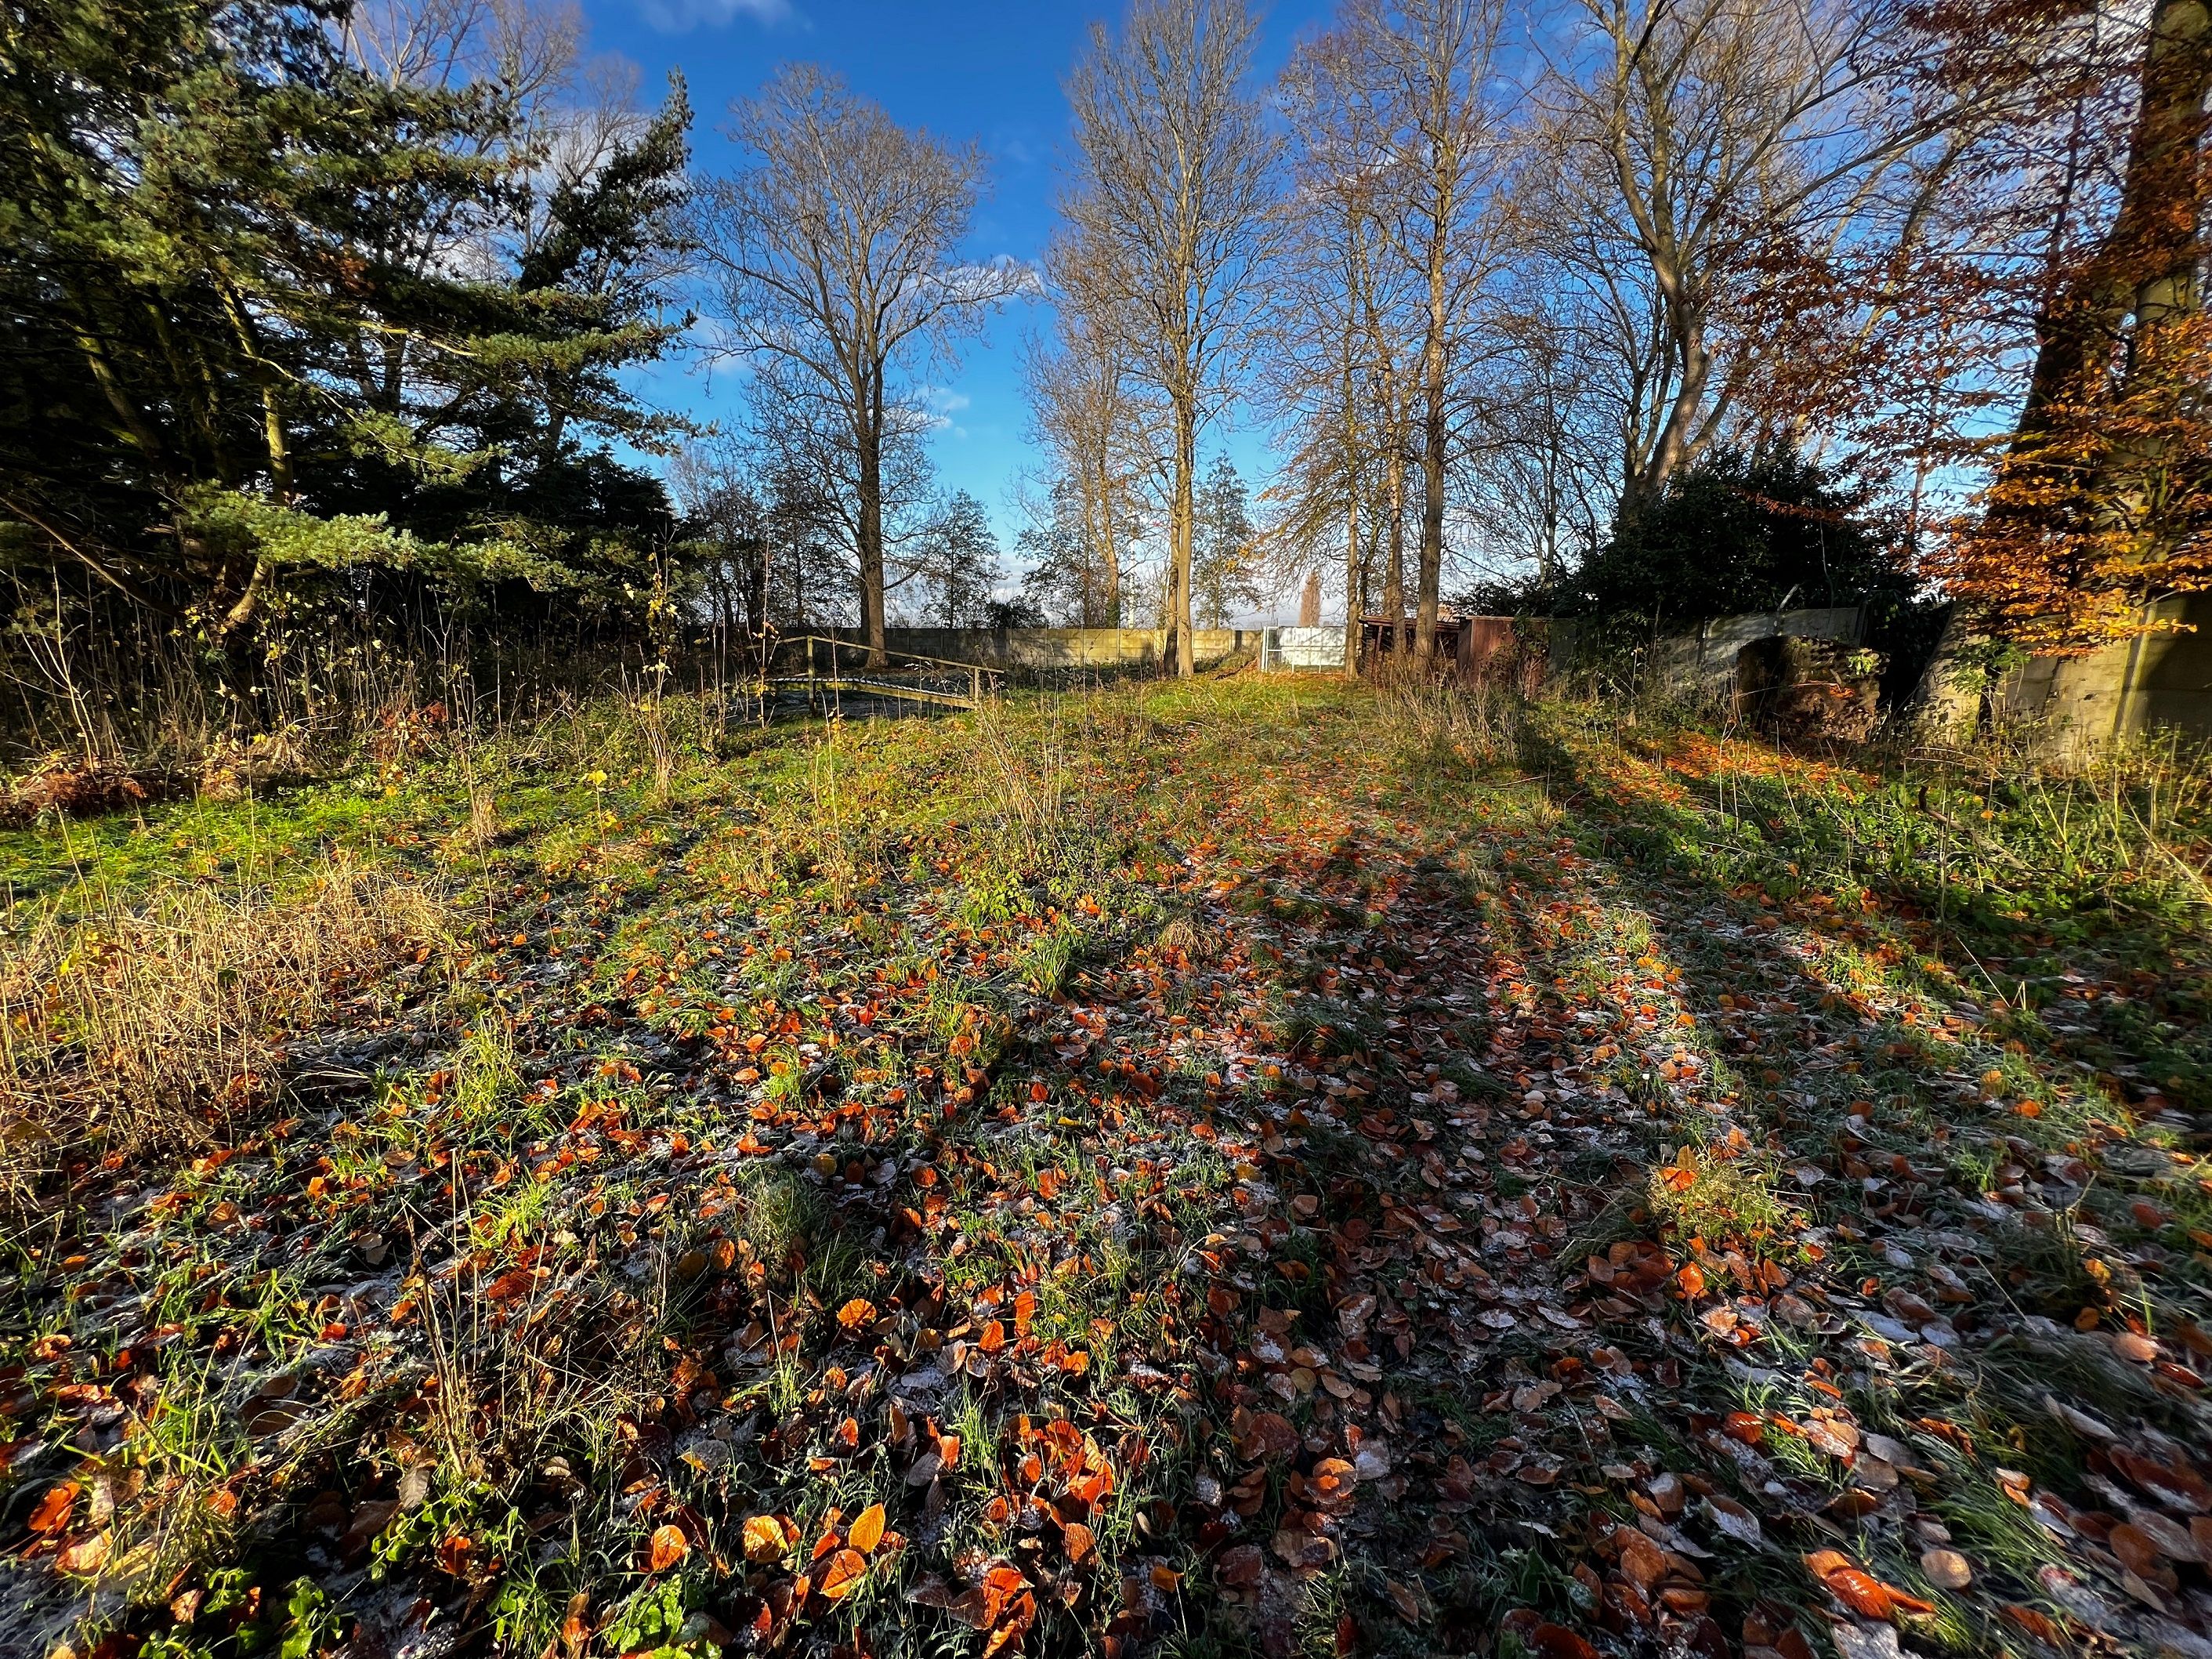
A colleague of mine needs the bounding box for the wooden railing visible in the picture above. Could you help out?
[766,634,1006,709]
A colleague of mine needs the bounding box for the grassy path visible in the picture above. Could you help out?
[2,681,2207,1659]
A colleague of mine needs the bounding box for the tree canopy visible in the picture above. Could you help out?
[0,0,691,663]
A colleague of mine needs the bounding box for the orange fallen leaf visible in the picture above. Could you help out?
[560,1592,592,1656]
[849,1502,886,1556]
[1063,1521,1095,1565]
[649,1524,690,1572]
[838,1299,878,1334]
[743,1515,787,1563]
[1309,1457,1358,1505]
[27,1482,78,1537]
[820,1548,868,1600]
[1721,1411,1765,1446]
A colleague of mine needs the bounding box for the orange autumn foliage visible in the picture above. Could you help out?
[1934,313,2212,655]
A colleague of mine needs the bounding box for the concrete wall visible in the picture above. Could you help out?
[1649,607,1866,697]
[1550,607,1866,699]
[1917,593,2212,751]
[790,627,1263,674]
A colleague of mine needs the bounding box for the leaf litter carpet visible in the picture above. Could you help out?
[6,690,2210,1659]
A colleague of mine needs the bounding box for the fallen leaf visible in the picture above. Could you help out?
[649,1524,689,1572]
[1823,1567,1894,1621]
[1526,1623,1599,1659]
[1309,1457,1358,1506]
[743,1515,787,1562]
[1704,1493,1761,1546]
[27,1482,78,1537]
[1617,1530,1667,1594]
[2107,1523,2160,1576]
[849,1502,886,1556]
[819,1548,868,1600]
[1217,1544,1265,1588]
[56,1533,110,1574]
[1921,1549,1971,1590]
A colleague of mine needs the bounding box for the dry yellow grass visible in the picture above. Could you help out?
[0,859,443,1176]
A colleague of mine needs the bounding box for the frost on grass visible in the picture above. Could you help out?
[1,683,2207,1659]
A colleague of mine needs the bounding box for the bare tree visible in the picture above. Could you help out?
[1345,0,1511,662]
[1256,173,1381,671]
[1056,0,1279,678]
[334,0,581,419]
[1272,30,1404,672]
[700,65,1031,665]
[1536,0,1950,519]
[1023,314,1144,625]
[1472,284,1615,590]
[340,0,580,98]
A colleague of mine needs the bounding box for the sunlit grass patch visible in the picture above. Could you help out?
[1,858,446,1173]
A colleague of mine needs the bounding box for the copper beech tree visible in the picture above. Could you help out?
[1928,0,2212,654]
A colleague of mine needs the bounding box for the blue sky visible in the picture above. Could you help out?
[590,0,1338,571]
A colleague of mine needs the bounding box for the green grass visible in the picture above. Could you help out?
[2,679,2207,1659]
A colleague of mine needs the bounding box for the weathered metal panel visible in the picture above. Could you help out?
[1265,627,1348,670]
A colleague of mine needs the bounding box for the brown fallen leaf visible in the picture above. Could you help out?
[1526,1623,1600,1659]
[1618,1530,1667,1594]
[1920,1549,1971,1590]
[56,1533,111,1575]
[2107,1523,2160,1576]
[1273,1528,1337,1570]
[342,1498,400,1556]
[1217,1544,1265,1588]
[2112,1331,2159,1364]
[560,1592,592,1657]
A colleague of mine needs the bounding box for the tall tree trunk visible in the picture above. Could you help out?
[1338,310,1363,676]
[1171,397,1197,678]
[1384,443,1407,657]
[1417,387,1446,666]
[1097,457,1122,627]
[1417,194,1450,665]
[858,374,889,668]
[2017,0,2212,440]
[1628,302,1710,513]
[1343,495,1362,676]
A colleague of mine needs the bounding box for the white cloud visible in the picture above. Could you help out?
[635,0,790,34]
[911,384,972,438]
